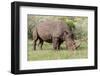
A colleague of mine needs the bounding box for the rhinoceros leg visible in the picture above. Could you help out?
[33,38,38,50]
[38,39,44,50]
[58,40,62,50]
[40,41,43,50]
[52,37,59,50]
[33,28,40,50]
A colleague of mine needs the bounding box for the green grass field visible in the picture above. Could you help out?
[28,40,88,61]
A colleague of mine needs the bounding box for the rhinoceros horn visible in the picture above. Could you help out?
[75,41,80,49]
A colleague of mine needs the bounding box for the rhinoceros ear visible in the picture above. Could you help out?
[63,31,69,40]
[64,31,69,35]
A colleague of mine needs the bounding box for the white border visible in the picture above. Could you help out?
[20,6,94,70]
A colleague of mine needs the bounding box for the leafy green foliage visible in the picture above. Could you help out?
[28,15,88,40]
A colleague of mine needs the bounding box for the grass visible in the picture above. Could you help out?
[28,40,88,61]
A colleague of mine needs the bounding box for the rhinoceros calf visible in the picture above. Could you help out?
[32,20,78,50]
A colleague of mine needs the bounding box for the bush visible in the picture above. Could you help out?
[28,16,88,40]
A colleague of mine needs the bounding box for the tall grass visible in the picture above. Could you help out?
[28,40,88,61]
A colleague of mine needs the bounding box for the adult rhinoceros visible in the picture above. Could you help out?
[32,20,79,50]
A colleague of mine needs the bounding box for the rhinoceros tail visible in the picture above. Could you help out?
[32,27,38,40]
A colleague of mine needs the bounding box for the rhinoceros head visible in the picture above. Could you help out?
[64,31,80,50]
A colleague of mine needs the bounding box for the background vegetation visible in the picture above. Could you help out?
[27,15,88,61]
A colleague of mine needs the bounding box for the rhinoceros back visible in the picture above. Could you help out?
[36,20,69,42]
